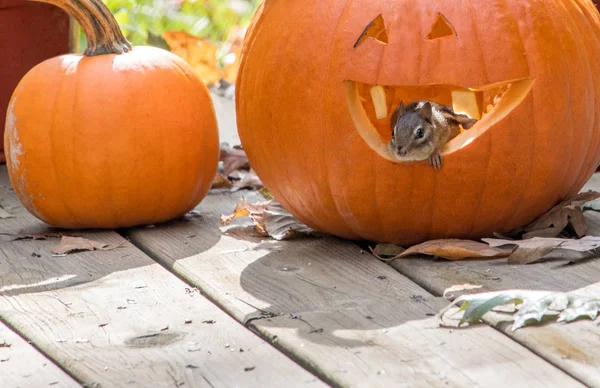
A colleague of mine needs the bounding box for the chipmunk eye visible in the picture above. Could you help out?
[416,128,424,138]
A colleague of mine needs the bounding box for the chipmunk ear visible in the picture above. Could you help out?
[419,102,433,123]
[452,113,478,129]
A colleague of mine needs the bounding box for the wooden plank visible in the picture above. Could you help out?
[127,189,582,387]
[387,175,600,387]
[390,174,600,298]
[481,282,600,388]
[0,167,324,388]
[0,321,80,388]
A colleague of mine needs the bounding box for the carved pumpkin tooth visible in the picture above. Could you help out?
[370,85,388,119]
[451,89,483,120]
[487,104,494,113]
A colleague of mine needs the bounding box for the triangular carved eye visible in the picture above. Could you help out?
[426,13,457,40]
[354,15,389,48]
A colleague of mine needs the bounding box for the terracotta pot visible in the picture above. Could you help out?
[0,0,70,163]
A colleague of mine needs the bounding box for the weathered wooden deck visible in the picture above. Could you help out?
[1,164,600,388]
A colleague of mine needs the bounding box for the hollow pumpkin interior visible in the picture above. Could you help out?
[345,77,535,163]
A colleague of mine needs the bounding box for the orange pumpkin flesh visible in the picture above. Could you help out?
[236,0,600,245]
[5,0,219,229]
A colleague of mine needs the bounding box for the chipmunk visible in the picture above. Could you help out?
[389,100,478,171]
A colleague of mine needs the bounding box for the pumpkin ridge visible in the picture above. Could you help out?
[458,2,491,238]
[324,0,370,237]
[236,0,600,245]
[54,66,81,227]
[541,0,577,204]
[560,0,600,197]
[6,0,218,229]
[493,0,538,231]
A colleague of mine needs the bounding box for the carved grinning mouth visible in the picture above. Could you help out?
[344,77,535,163]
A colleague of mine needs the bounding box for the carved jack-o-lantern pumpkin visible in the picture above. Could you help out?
[236,0,600,245]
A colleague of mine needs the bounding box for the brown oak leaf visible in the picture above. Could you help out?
[211,173,233,189]
[375,239,513,261]
[521,191,600,239]
[484,236,600,264]
[220,148,250,176]
[220,199,313,240]
[52,236,116,255]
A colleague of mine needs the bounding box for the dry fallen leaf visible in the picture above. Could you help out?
[262,202,314,240]
[162,31,222,86]
[211,173,233,189]
[521,191,600,238]
[220,148,250,176]
[389,239,513,261]
[220,198,271,226]
[483,236,600,264]
[52,236,120,255]
[231,170,263,191]
[221,199,314,240]
[370,243,406,259]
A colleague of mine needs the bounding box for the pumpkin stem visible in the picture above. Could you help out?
[28,0,132,56]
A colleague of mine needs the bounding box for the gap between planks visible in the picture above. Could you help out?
[388,174,600,387]
[0,167,324,388]
[126,188,582,388]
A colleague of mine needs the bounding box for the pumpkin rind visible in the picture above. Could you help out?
[236,0,600,245]
[5,0,219,229]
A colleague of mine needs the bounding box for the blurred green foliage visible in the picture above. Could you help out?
[107,0,260,44]
[77,0,261,49]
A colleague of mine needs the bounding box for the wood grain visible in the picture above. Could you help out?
[0,321,80,388]
[480,282,600,387]
[388,174,600,387]
[128,189,582,387]
[0,167,324,388]
[390,175,600,297]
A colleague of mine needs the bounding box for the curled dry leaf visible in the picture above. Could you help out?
[162,31,222,86]
[220,198,271,227]
[220,148,250,176]
[383,239,513,261]
[220,199,314,240]
[438,289,600,331]
[521,191,600,239]
[483,236,600,264]
[52,236,121,255]
[162,26,245,86]
[211,173,233,189]
[231,170,263,191]
[370,244,406,260]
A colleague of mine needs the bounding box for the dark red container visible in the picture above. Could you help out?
[0,0,71,163]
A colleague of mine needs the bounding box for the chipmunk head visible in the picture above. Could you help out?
[388,101,436,161]
[388,101,478,162]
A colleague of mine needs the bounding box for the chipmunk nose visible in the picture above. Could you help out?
[396,146,407,156]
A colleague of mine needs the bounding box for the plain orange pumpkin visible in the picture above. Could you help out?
[4,0,219,229]
[236,0,600,245]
